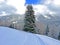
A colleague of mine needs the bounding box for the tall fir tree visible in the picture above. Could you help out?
[23,5,36,33]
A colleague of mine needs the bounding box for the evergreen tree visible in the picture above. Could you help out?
[23,5,36,33]
[9,24,14,28]
[45,25,49,35]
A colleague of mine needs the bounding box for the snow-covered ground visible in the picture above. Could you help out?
[0,26,60,45]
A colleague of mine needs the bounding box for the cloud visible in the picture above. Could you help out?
[52,0,60,6]
[33,5,48,15]
[6,0,45,14]
[31,0,51,15]
[34,0,60,17]
[0,0,60,16]
[0,0,4,3]
[44,0,52,5]
[7,0,26,14]
[46,0,60,16]
[0,0,26,14]
[0,3,17,16]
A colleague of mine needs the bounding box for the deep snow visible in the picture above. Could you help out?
[0,26,60,45]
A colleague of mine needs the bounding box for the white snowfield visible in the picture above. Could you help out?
[0,27,60,45]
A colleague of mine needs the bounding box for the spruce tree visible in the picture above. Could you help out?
[23,5,36,33]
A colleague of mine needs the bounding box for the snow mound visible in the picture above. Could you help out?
[0,26,60,45]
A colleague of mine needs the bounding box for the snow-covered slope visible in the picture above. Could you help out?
[0,26,60,45]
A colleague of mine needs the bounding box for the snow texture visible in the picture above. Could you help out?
[0,26,60,45]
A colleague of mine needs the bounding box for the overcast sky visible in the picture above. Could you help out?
[0,0,60,16]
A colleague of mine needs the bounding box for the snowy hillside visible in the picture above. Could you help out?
[0,14,24,22]
[37,14,60,24]
[0,26,60,45]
